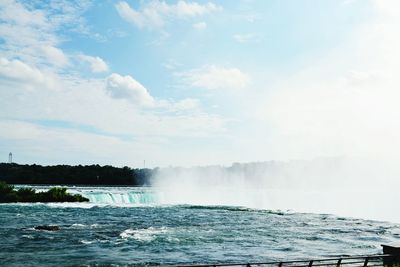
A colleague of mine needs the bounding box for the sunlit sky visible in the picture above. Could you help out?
[1,0,400,167]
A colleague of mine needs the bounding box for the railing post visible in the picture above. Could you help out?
[382,244,400,267]
[308,260,313,267]
[336,258,342,267]
[363,257,369,267]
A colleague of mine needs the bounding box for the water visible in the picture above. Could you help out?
[1,187,400,266]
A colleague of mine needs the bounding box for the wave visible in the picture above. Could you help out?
[120,227,169,242]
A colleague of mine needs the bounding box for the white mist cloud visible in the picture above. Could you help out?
[115,1,221,29]
[179,65,250,90]
[237,0,400,162]
[152,158,400,222]
[147,0,400,223]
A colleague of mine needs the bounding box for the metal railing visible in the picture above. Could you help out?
[166,254,395,267]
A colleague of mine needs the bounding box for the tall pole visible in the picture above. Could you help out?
[8,152,12,164]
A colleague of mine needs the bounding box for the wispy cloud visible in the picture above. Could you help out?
[79,55,109,73]
[0,0,93,69]
[0,57,55,90]
[41,46,69,67]
[192,21,207,30]
[115,1,221,30]
[233,33,260,43]
[178,65,250,90]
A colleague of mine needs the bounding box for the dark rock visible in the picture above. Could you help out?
[35,225,60,231]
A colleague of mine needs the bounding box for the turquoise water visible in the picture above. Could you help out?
[1,187,400,266]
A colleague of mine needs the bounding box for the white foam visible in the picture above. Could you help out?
[80,240,94,244]
[119,227,169,242]
[70,223,86,228]
[46,202,98,209]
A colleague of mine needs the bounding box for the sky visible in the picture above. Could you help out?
[1,0,400,168]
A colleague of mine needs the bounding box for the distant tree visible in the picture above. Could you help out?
[0,163,153,185]
[17,187,36,202]
[0,182,89,203]
[0,181,17,202]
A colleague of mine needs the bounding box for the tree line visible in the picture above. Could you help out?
[0,182,89,202]
[0,163,153,185]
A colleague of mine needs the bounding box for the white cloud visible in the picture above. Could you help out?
[79,55,109,73]
[0,0,49,28]
[0,69,225,135]
[192,21,207,30]
[233,33,259,43]
[173,98,200,110]
[115,2,146,29]
[0,57,54,89]
[151,97,201,112]
[115,1,221,29]
[0,1,56,66]
[0,0,91,70]
[173,1,220,16]
[179,65,250,90]
[162,59,182,70]
[0,72,228,166]
[41,46,69,67]
[105,73,154,107]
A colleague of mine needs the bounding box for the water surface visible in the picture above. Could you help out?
[1,187,399,266]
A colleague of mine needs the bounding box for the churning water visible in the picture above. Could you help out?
[1,186,400,267]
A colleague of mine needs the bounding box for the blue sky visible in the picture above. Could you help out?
[1,0,399,167]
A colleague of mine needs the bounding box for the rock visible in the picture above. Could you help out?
[35,225,60,231]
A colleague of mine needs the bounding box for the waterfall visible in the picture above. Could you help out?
[66,187,158,205]
[82,191,156,204]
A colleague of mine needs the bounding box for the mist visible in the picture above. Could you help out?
[148,1,400,223]
[152,157,400,223]
[150,1,400,223]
